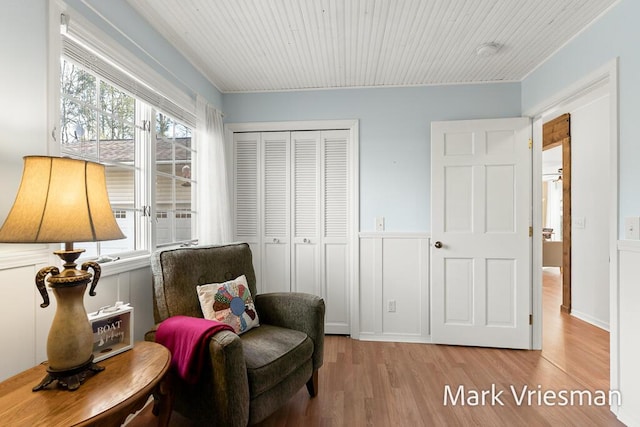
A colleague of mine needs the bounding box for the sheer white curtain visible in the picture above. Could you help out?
[196,96,233,244]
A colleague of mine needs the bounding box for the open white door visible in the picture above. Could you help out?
[431,118,532,349]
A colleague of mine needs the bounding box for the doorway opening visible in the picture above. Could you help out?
[542,113,571,313]
[537,80,613,392]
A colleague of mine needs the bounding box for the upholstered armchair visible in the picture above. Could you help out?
[145,243,325,426]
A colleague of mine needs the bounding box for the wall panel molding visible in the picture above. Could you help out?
[0,255,154,382]
[616,242,640,423]
[617,239,640,252]
[0,247,51,271]
[358,233,430,343]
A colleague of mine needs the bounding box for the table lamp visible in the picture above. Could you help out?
[0,156,125,391]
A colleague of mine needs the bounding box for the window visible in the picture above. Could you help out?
[155,113,195,246]
[59,35,197,260]
[60,59,138,257]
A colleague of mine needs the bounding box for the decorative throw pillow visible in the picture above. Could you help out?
[196,275,260,334]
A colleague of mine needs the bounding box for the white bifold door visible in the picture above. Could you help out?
[233,130,351,334]
[431,118,532,349]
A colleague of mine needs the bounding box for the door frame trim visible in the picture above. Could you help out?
[525,58,619,412]
[225,119,360,337]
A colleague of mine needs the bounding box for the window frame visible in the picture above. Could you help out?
[53,5,198,264]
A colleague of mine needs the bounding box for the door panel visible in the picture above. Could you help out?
[486,165,515,232]
[234,133,260,240]
[261,132,290,293]
[432,117,531,349]
[322,131,349,239]
[325,243,350,334]
[291,131,321,296]
[445,166,473,232]
[292,132,319,238]
[322,130,350,334]
[263,134,289,236]
[486,258,516,326]
[263,242,290,293]
[444,258,473,324]
[293,243,318,294]
[233,133,262,288]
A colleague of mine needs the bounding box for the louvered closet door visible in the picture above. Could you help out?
[291,131,321,296]
[261,132,291,293]
[322,130,350,334]
[233,132,261,286]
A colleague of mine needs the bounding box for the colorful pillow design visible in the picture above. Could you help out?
[196,275,259,334]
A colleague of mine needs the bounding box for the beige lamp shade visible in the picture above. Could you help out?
[0,156,125,243]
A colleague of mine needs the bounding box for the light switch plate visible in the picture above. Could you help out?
[574,217,586,229]
[387,300,396,312]
[625,217,640,240]
[375,216,385,232]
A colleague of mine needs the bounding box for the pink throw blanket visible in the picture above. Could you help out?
[156,315,234,384]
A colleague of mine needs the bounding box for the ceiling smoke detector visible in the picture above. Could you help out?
[476,42,501,57]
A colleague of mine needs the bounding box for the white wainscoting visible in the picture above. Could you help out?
[616,240,640,427]
[0,249,154,382]
[358,233,430,343]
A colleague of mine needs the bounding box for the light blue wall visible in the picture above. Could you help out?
[522,0,635,236]
[0,0,49,223]
[223,83,521,232]
[65,0,223,109]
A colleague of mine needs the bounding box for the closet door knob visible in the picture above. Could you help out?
[434,241,443,249]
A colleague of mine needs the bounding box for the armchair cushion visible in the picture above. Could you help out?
[241,324,312,396]
[196,274,260,334]
[254,292,325,371]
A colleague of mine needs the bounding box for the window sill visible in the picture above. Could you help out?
[98,253,151,277]
[0,246,151,277]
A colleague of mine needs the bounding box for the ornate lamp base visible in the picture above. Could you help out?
[32,356,105,392]
[31,246,104,392]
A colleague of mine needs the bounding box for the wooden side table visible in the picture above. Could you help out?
[0,341,172,426]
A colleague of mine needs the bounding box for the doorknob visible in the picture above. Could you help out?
[434,241,443,249]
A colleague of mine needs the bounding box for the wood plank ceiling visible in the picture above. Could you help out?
[125,0,618,93]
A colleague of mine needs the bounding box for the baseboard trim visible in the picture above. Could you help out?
[357,333,431,344]
[570,309,610,331]
[616,407,640,427]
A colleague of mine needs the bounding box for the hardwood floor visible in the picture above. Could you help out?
[132,268,621,426]
[541,267,611,392]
